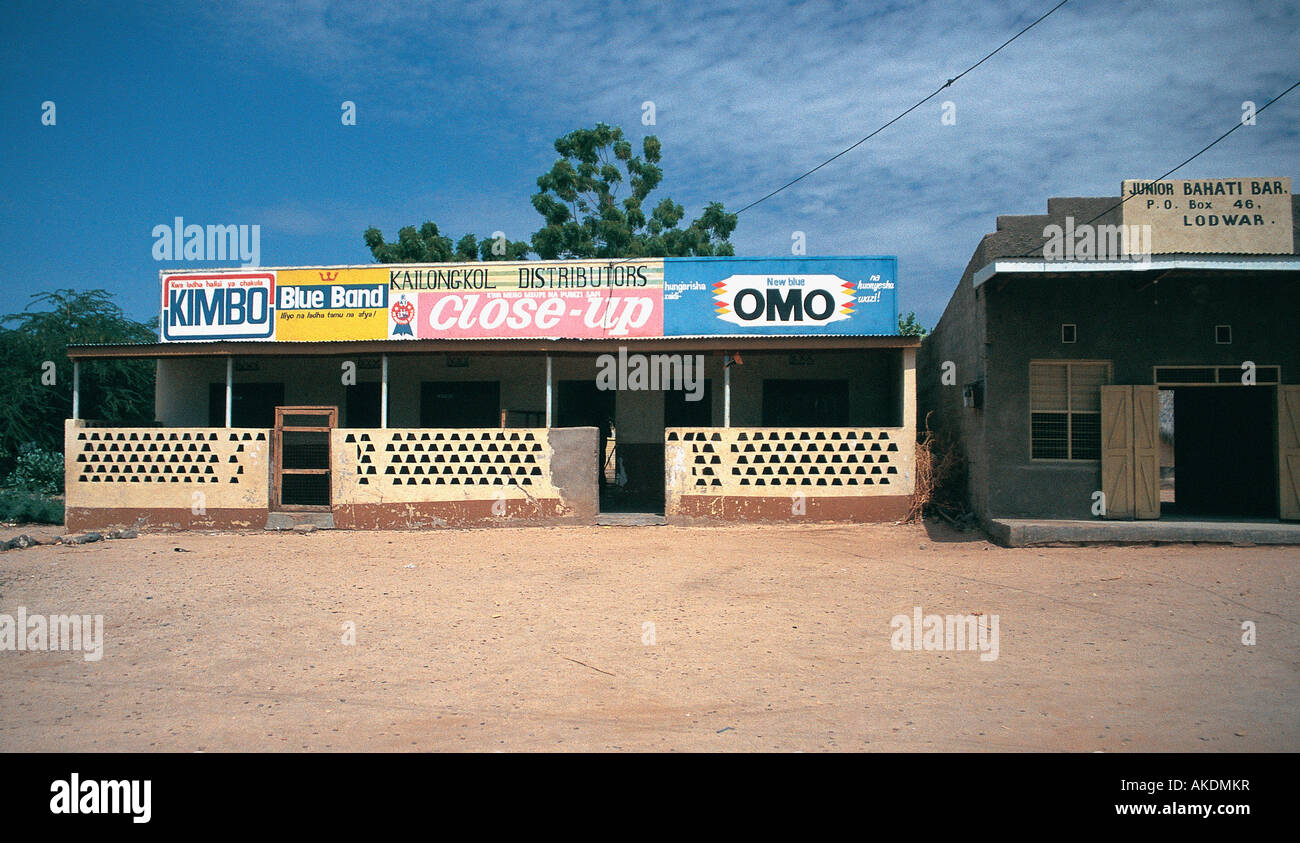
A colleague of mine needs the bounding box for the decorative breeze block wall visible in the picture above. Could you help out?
[64,420,270,510]
[665,427,915,497]
[331,428,561,504]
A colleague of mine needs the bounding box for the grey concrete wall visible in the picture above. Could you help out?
[984,271,1299,518]
[918,248,992,519]
[546,426,599,519]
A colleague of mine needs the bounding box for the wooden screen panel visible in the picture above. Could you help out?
[1101,386,1134,519]
[273,406,338,511]
[1280,386,1300,521]
[1132,385,1160,520]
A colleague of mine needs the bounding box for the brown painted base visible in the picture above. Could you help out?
[65,507,270,532]
[668,494,911,523]
[332,498,593,529]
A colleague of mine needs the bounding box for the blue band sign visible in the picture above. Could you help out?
[159,256,898,342]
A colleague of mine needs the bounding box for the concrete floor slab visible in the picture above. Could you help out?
[989,517,1300,547]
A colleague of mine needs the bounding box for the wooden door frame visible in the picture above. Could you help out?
[272,406,337,512]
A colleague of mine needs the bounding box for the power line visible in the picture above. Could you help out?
[732,0,1071,216]
[1014,78,1300,258]
[598,0,1070,270]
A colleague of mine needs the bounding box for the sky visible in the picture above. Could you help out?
[1,0,1296,329]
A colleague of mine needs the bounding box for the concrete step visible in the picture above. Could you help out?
[595,513,666,527]
[989,517,1300,547]
[266,511,335,531]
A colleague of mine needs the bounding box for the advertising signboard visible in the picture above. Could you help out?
[160,272,276,342]
[159,256,899,342]
[387,259,664,340]
[662,256,897,336]
[1120,177,1292,254]
[275,267,388,341]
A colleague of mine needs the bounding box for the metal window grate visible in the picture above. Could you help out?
[1071,413,1101,461]
[1031,413,1069,459]
[280,473,329,506]
[1029,361,1109,460]
[281,431,330,470]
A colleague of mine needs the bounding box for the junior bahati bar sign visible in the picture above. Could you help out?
[1121,177,1292,254]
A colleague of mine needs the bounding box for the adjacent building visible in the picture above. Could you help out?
[919,177,1299,531]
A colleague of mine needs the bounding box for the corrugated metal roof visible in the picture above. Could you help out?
[66,334,920,358]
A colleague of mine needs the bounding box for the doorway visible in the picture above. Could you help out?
[556,381,617,509]
[209,382,284,428]
[762,379,849,426]
[272,406,336,511]
[1167,386,1277,518]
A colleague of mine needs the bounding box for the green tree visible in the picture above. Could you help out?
[530,123,736,259]
[363,222,530,263]
[0,289,155,483]
[898,311,928,337]
[363,122,738,263]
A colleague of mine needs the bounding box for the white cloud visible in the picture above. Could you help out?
[198,0,1299,323]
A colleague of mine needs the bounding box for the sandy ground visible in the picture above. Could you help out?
[0,521,1296,752]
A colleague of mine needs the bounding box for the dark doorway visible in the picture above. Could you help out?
[762,379,849,426]
[556,381,618,510]
[420,381,500,427]
[1171,386,1277,518]
[665,380,713,428]
[209,382,285,428]
[345,382,381,428]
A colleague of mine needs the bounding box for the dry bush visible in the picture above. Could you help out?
[907,414,968,524]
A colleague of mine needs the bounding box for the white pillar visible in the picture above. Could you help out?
[224,357,233,428]
[723,353,731,428]
[545,354,553,428]
[71,360,80,420]
[381,354,389,429]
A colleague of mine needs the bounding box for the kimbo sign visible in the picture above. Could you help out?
[161,272,275,341]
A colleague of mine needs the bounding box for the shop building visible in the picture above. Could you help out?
[66,256,917,530]
[919,177,1299,533]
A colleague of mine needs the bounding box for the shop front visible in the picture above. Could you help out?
[66,256,917,530]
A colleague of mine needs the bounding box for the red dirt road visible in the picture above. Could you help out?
[1,522,1296,751]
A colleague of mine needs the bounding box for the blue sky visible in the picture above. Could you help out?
[2,0,1296,329]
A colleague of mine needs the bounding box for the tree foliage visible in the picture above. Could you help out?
[897,311,928,337]
[530,123,736,259]
[363,122,737,262]
[0,289,156,481]
[363,222,530,263]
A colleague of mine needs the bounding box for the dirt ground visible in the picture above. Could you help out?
[1,521,1296,752]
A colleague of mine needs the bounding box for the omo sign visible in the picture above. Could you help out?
[712,274,855,327]
[161,272,275,341]
[663,257,897,336]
